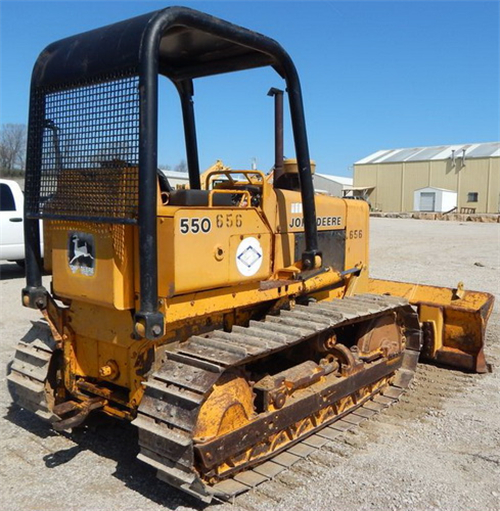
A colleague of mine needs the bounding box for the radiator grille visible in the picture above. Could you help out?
[26,73,140,223]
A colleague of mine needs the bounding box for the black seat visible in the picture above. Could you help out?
[157,169,173,193]
[168,189,233,206]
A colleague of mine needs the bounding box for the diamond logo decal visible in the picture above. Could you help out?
[237,245,262,269]
[236,237,263,277]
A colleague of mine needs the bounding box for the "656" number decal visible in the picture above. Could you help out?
[179,217,212,234]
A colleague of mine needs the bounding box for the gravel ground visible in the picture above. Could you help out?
[0,218,498,511]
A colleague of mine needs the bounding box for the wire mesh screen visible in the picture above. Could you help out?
[26,73,140,223]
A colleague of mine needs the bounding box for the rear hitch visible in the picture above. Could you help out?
[52,397,107,431]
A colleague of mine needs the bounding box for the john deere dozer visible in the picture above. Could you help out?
[9,6,494,502]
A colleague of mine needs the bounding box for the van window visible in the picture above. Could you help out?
[0,183,16,211]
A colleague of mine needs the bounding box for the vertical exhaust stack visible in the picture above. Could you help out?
[267,88,284,186]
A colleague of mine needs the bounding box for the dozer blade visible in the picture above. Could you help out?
[368,278,494,373]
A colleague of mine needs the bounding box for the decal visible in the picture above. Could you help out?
[68,232,95,276]
[349,229,363,239]
[291,202,303,214]
[288,216,343,229]
[236,237,263,277]
[179,217,212,234]
[216,213,243,229]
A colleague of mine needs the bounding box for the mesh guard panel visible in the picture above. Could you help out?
[26,73,140,224]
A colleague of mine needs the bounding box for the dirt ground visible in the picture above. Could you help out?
[0,218,498,511]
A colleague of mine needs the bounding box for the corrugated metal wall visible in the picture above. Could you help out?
[354,157,499,213]
[402,162,429,211]
[487,158,500,212]
[458,159,489,212]
[312,175,343,197]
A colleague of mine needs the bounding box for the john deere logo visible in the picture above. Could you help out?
[68,232,95,276]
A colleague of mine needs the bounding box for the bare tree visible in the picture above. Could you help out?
[0,124,27,176]
[174,159,187,173]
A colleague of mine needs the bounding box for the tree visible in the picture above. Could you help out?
[174,159,187,173]
[0,124,27,176]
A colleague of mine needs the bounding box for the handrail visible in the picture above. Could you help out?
[207,189,251,207]
[205,170,265,190]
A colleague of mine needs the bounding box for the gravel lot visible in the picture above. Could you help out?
[0,218,499,511]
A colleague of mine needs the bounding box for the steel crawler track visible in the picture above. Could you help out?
[6,296,421,502]
[7,321,56,421]
[133,294,422,502]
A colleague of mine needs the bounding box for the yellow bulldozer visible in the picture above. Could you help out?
[8,6,494,503]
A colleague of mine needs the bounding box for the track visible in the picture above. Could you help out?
[7,321,56,422]
[6,296,422,503]
[133,294,422,502]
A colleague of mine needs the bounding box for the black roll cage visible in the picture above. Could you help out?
[23,6,320,339]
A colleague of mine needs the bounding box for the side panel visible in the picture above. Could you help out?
[276,189,346,234]
[274,233,295,269]
[157,207,272,297]
[275,188,348,271]
[274,189,368,272]
[274,189,369,294]
[344,198,369,270]
[50,221,135,309]
[67,301,149,397]
[344,198,369,295]
[294,230,345,271]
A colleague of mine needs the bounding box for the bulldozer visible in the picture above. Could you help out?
[8,6,494,503]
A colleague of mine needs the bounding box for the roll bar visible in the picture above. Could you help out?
[23,6,320,339]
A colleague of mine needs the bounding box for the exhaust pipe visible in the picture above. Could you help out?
[267,87,284,185]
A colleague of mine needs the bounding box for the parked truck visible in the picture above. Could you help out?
[0,179,43,265]
[0,179,26,265]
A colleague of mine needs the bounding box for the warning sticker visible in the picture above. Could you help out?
[236,237,263,277]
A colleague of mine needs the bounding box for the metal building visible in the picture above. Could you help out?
[413,187,457,213]
[159,169,190,189]
[353,142,500,213]
[313,173,353,197]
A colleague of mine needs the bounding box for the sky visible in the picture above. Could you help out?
[0,0,499,177]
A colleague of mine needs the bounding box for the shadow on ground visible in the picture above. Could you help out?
[3,405,207,511]
[0,262,25,281]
